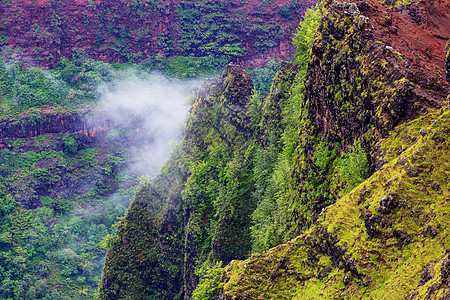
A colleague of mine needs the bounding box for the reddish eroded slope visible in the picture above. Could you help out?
[361,0,450,87]
[305,0,450,149]
[0,0,317,68]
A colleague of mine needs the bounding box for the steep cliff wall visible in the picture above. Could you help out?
[0,109,148,151]
[214,0,450,298]
[98,64,258,299]
[289,0,449,228]
[98,150,187,300]
[0,0,316,68]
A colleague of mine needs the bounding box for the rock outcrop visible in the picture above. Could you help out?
[218,98,450,300]
[289,0,450,228]
[0,109,149,151]
[212,0,450,298]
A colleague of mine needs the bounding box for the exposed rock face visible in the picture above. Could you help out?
[0,109,153,210]
[0,109,149,150]
[0,0,316,68]
[306,0,449,144]
[0,111,92,149]
[214,0,450,298]
[288,0,450,228]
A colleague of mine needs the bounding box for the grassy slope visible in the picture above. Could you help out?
[220,107,450,299]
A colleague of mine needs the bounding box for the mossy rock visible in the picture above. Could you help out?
[97,150,187,300]
[217,108,450,299]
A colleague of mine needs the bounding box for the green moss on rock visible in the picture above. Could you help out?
[97,149,187,300]
[218,108,450,299]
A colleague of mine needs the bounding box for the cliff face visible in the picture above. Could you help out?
[0,111,98,150]
[97,0,450,299]
[97,152,188,300]
[0,109,149,151]
[0,0,316,68]
[0,109,151,210]
[215,0,450,298]
[289,0,449,228]
[219,106,450,298]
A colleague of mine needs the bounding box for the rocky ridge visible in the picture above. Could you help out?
[0,109,149,151]
[98,64,257,300]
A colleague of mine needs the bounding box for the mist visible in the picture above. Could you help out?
[46,70,203,295]
[95,70,201,177]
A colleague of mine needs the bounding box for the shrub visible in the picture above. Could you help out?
[61,135,78,154]
[335,140,369,192]
[31,168,50,183]
[27,107,44,126]
[292,8,322,68]
[191,262,223,300]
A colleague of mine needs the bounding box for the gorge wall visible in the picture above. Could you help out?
[0,109,149,151]
[0,0,316,68]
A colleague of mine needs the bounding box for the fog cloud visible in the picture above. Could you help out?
[96,70,201,177]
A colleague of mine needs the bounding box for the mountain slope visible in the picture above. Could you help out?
[215,0,450,298]
[98,64,260,299]
[98,0,450,299]
[218,107,450,299]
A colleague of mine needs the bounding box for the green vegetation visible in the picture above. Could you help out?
[2,0,446,298]
[334,139,370,193]
[0,48,200,299]
[0,48,113,116]
[140,54,228,79]
[0,144,138,299]
[245,59,282,94]
[191,262,224,300]
[176,1,246,58]
[98,150,187,300]
[292,8,322,67]
[0,49,227,119]
[100,4,376,298]
[219,107,450,299]
[377,0,414,7]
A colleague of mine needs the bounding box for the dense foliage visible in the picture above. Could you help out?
[0,144,137,299]
[0,0,316,68]
[0,48,231,118]
[99,4,378,298]
[0,48,113,116]
[0,47,224,299]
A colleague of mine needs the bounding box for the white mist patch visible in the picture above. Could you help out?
[97,71,201,177]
